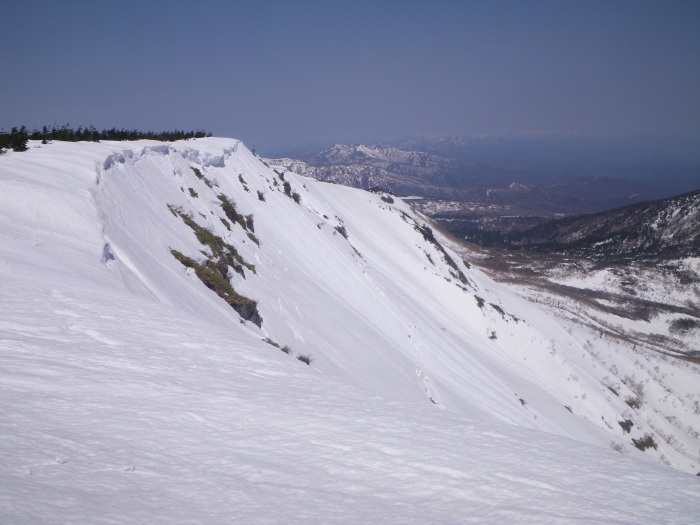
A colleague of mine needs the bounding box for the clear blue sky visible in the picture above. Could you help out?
[2,0,699,154]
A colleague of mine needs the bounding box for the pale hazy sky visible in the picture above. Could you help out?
[2,0,699,154]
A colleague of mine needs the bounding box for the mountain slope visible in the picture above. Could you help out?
[1,139,699,522]
[3,279,698,523]
[500,189,700,260]
[461,190,700,363]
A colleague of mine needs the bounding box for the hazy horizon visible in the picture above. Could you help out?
[261,131,700,160]
[2,1,699,155]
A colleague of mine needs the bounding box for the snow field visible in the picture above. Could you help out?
[1,277,698,524]
[1,138,699,522]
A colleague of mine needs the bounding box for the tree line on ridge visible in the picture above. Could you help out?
[1,125,212,152]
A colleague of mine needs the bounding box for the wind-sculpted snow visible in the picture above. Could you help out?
[2,280,698,524]
[1,138,699,523]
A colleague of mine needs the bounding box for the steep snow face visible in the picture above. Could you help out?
[1,138,699,522]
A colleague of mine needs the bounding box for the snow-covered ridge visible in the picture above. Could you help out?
[1,138,698,523]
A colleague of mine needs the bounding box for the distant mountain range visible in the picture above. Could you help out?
[268,134,700,241]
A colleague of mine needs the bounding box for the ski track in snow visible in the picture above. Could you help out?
[1,139,699,523]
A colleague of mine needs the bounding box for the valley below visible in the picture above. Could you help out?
[460,244,700,364]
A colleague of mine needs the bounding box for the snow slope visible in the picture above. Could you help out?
[1,138,699,523]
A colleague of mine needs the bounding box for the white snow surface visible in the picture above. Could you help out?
[1,138,699,523]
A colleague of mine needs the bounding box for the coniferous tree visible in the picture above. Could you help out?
[9,126,29,152]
